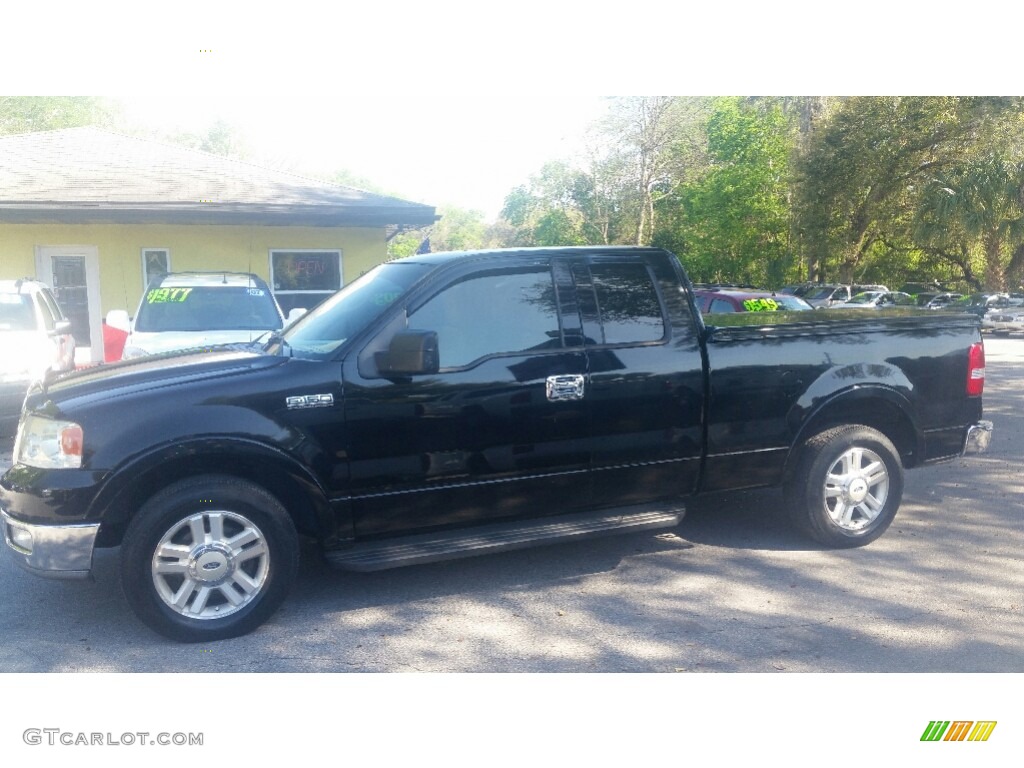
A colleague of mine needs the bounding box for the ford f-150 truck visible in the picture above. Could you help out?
[0,247,993,642]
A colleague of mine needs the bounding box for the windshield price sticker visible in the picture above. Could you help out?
[248,288,265,296]
[146,288,193,304]
[743,298,780,312]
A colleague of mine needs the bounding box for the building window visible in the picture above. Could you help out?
[270,250,342,314]
[142,248,170,289]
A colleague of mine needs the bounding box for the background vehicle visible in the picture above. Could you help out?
[119,272,301,359]
[804,284,851,308]
[694,288,813,313]
[0,279,75,436]
[805,284,891,308]
[831,291,917,309]
[777,282,817,297]
[0,247,992,642]
[918,292,964,310]
[949,293,1013,320]
[983,304,1024,334]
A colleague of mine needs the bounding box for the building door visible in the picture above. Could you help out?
[35,246,102,364]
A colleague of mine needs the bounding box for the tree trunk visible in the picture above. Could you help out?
[984,231,1005,291]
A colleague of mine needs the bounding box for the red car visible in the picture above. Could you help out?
[694,288,814,315]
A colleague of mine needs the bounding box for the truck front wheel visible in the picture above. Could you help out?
[120,475,299,642]
[787,425,904,548]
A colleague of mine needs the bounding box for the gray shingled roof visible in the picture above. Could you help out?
[0,126,438,227]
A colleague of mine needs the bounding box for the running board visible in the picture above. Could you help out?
[324,504,685,572]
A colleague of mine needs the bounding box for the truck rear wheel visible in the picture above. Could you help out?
[786,425,904,548]
[120,475,299,642]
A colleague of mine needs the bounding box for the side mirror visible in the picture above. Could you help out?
[378,330,439,376]
[52,319,73,336]
[106,309,131,332]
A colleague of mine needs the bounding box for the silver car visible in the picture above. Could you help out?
[983,304,1024,334]
[0,279,76,435]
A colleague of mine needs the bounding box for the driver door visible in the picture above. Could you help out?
[341,256,592,538]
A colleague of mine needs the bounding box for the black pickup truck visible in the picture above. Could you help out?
[0,247,993,641]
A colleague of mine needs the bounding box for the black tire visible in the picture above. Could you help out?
[121,475,299,642]
[785,425,904,548]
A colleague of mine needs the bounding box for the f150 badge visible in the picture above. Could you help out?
[286,394,334,409]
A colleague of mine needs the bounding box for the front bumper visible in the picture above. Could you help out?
[962,420,994,455]
[983,316,1024,332]
[1,507,99,579]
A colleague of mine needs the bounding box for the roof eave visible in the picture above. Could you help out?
[0,203,439,228]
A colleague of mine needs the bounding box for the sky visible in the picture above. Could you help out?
[6,2,1015,225]
[119,92,612,221]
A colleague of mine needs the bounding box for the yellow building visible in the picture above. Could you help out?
[0,127,437,362]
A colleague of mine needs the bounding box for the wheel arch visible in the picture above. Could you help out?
[784,386,922,481]
[89,438,337,548]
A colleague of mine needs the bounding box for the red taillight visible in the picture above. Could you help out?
[966,342,985,397]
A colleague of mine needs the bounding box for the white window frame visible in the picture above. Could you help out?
[269,249,343,303]
[141,248,171,289]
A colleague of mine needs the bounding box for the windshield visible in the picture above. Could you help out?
[0,294,35,331]
[134,285,283,333]
[845,292,881,305]
[283,261,432,358]
[806,287,838,301]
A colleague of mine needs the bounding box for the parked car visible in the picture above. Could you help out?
[900,281,948,298]
[1,247,993,642]
[804,284,852,308]
[918,292,964,310]
[0,279,76,436]
[949,293,1013,320]
[983,304,1024,334]
[694,288,814,314]
[832,291,918,309]
[777,283,817,297]
[120,272,302,359]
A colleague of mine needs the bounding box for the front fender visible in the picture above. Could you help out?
[86,436,341,547]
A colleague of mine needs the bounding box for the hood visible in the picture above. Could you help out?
[123,329,273,357]
[34,347,287,411]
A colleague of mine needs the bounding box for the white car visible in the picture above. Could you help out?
[832,291,918,309]
[0,279,76,435]
[121,272,303,359]
[983,305,1024,334]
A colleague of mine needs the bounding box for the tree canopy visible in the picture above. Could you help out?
[498,96,1024,292]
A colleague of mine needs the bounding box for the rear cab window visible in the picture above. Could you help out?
[573,260,668,346]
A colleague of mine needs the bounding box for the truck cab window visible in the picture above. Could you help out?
[409,268,561,369]
[589,262,666,344]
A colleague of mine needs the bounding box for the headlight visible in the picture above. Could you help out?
[14,414,84,469]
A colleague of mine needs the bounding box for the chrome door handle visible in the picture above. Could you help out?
[546,374,585,402]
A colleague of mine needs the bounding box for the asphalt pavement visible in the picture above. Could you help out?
[0,336,1021,672]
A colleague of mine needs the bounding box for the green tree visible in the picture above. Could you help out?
[794,96,1017,283]
[0,96,118,135]
[501,161,593,246]
[914,152,1024,291]
[672,97,792,285]
[387,205,492,259]
[598,97,710,245]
